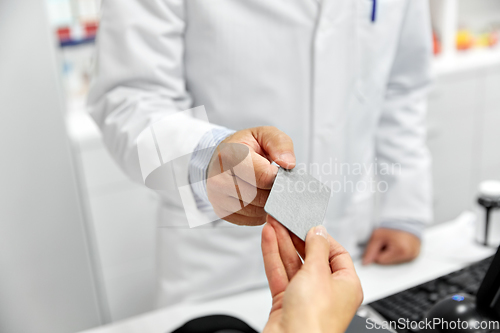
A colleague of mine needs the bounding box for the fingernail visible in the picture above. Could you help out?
[314,225,328,240]
[277,153,295,168]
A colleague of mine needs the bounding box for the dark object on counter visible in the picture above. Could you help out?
[425,293,488,332]
[477,194,500,247]
[369,244,500,332]
[171,314,390,333]
[171,314,257,333]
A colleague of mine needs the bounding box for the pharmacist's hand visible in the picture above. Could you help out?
[362,228,421,265]
[207,127,295,226]
[262,216,363,333]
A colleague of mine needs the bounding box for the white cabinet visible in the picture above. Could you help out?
[70,116,159,321]
[427,65,500,223]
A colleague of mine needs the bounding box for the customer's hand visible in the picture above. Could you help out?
[207,127,295,226]
[362,228,421,265]
[262,216,363,333]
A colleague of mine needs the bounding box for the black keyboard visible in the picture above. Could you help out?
[368,256,494,332]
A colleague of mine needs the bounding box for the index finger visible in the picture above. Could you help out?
[261,223,289,297]
[267,216,302,280]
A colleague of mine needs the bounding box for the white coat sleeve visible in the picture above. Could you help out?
[376,0,433,236]
[87,0,224,188]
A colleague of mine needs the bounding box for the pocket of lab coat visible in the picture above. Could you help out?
[355,0,407,102]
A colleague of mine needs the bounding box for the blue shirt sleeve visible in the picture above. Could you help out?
[188,127,236,210]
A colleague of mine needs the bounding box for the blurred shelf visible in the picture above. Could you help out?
[433,48,500,76]
[429,0,500,76]
[60,36,95,48]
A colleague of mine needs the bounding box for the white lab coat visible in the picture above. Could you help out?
[88,0,433,307]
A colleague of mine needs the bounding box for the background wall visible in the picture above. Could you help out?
[0,0,105,332]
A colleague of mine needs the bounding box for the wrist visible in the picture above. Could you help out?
[290,312,335,333]
[378,219,425,240]
[188,127,235,209]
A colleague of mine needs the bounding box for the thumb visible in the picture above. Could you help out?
[304,225,330,270]
[252,126,295,169]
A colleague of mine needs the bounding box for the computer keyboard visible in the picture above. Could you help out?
[368,255,494,332]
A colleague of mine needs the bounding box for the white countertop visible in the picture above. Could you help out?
[79,211,496,333]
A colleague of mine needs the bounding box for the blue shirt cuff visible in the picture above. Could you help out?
[378,219,425,240]
[188,128,235,210]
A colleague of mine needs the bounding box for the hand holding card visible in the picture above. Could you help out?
[261,216,363,333]
[206,127,296,226]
